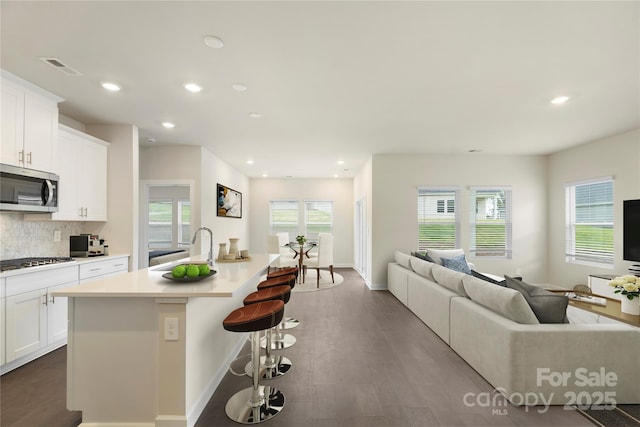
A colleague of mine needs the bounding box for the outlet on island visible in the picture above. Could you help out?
[54,230,61,242]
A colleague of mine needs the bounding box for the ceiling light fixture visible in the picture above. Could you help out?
[204,36,224,49]
[232,83,247,92]
[337,160,345,165]
[101,82,121,92]
[248,112,261,119]
[262,173,269,178]
[246,160,254,165]
[184,83,202,93]
[162,122,175,129]
[550,95,570,105]
[333,174,339,178]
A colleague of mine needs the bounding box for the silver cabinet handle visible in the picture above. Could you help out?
[18,150,24,164]
[42,293,48,306]
[90,267,101,272]
[27,151,32,165]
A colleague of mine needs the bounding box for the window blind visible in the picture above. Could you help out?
[417,187,460,250]
[469,188,512,258]
[270,201,299,235]
[565,178,614,266]
[305,201,333,240]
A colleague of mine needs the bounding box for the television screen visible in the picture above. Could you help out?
[623,199,640,262]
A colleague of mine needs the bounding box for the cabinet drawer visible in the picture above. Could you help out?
[79,257,128,280]
[5,265,77,297]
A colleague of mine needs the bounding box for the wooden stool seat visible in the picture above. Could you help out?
[257,274,296,291]
[223,300,284,333]
[267,267,298,280]
[244,285,291,306]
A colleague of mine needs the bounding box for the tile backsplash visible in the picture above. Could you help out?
[0,213,83,260]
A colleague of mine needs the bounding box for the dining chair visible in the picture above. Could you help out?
[267,234,297,274]
[302,233,334,288]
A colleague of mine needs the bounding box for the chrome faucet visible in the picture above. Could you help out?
[191,227,213,266]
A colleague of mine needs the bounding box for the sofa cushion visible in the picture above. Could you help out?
[441,254,472,274]
[471,270,506,286]
[431,263,468,296]
[504,276,569,324]
[411,251,435,263]
[394,251,412,270]
[409,256,436,281]
[426,248,465,265]
[462,275,540,324]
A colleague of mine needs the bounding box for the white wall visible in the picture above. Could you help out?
[249,178,354,267]
[547,128,640,286]
[370,154,548,288]
[140,145,250,262]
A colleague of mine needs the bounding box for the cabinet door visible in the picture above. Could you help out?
[0,81,25,166]
[23,91,58,171]
[81,140,108,221]
[5,289,47,362]
[0,297,5,366]
[51,131,82,220]
[47,284,69,344]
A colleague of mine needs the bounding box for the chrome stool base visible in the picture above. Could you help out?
[281,317,300,329]
[225,385,285,424]
[245,355,292,379]
[260,333,296,350]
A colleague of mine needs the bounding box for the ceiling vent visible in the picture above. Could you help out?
[40,57,83,76]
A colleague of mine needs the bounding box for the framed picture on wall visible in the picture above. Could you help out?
[217,183,242,218]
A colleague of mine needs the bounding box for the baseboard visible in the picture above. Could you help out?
[366,281,387,291]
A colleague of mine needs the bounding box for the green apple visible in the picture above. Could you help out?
[198,264,211,276]
[171,265,186,278]
[186,265,200,278]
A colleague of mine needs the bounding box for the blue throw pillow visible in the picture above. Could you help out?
[441,254,471,274]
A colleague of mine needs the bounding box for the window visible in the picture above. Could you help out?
[270,201,298,236]
[148,199,191,250]
[565,177,614,266]
[469,187,512,258]
[305,201,333,240]
[417,187,460,250]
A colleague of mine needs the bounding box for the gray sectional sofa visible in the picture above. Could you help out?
[388,251,640,405]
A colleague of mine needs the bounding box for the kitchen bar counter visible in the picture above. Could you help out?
[54,253,277,427]
[54,254,277,297]
[0,254,129,278]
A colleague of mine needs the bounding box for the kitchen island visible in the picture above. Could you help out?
[53,253,277,427]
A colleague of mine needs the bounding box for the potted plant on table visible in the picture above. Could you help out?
[608,275,640,315]
[296,235,307,245]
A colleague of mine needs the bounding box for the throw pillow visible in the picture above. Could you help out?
[504,276,569,324]
[441,254,471,275]
[411,251,435,263]
[471,270,506,286]
[426,248,465,265]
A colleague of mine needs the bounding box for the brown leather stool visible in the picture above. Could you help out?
[243,285,293,379]
[258,273,300,329]
[223,300,286,424]
[256,275,297,349]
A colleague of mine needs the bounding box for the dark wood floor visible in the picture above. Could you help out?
[1,268,594,427]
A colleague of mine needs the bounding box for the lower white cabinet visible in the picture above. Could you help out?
[4,265,77,365]
[79,255,129,283]
[0,278,5,366]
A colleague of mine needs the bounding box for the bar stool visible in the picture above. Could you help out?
[223,300,286,424]
[257,275,297,350]
[260,271,300,329]
[242,285,293,379]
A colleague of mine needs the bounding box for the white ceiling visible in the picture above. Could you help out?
[1,1,638,178]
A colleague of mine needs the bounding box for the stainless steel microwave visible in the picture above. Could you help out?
[0,163,59,213]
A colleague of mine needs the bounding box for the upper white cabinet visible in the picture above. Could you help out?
[1,70,63,171]
[52,125,109,221]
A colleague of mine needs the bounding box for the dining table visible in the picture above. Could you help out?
[286,241,316,283]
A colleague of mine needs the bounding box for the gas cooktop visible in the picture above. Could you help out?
[0,257,75,272]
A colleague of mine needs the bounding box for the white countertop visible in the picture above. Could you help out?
[0,254,130,279]
[52,254,277,298]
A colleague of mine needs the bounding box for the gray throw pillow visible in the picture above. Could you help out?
[504,276,569,324]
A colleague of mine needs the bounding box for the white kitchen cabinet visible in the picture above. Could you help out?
[78,255,129,283]
[1,71,62,171]
[3,265,77,366]
[52,124,109,221]
[1,278,5,366]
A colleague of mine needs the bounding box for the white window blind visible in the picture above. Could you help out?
[148,200,173,249]
[469,187,512,258]
[178,200,191,247]
[270,201,298,236]
[304,201,333,240]
[565,177,614,266]
[417,187,460,250]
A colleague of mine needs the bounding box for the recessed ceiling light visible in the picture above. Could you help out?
[550,95,570,105]
[248,112,261,119]
[468,149,482,153]
[262,173,269,178]
[246,160,254,165]
[232,83,247,92]
[101,82,121,92]
[337,160,345,165]
[184,83,202,93]
[333,174,339,178]
[162,122,175,129]
[204,36,224,49]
